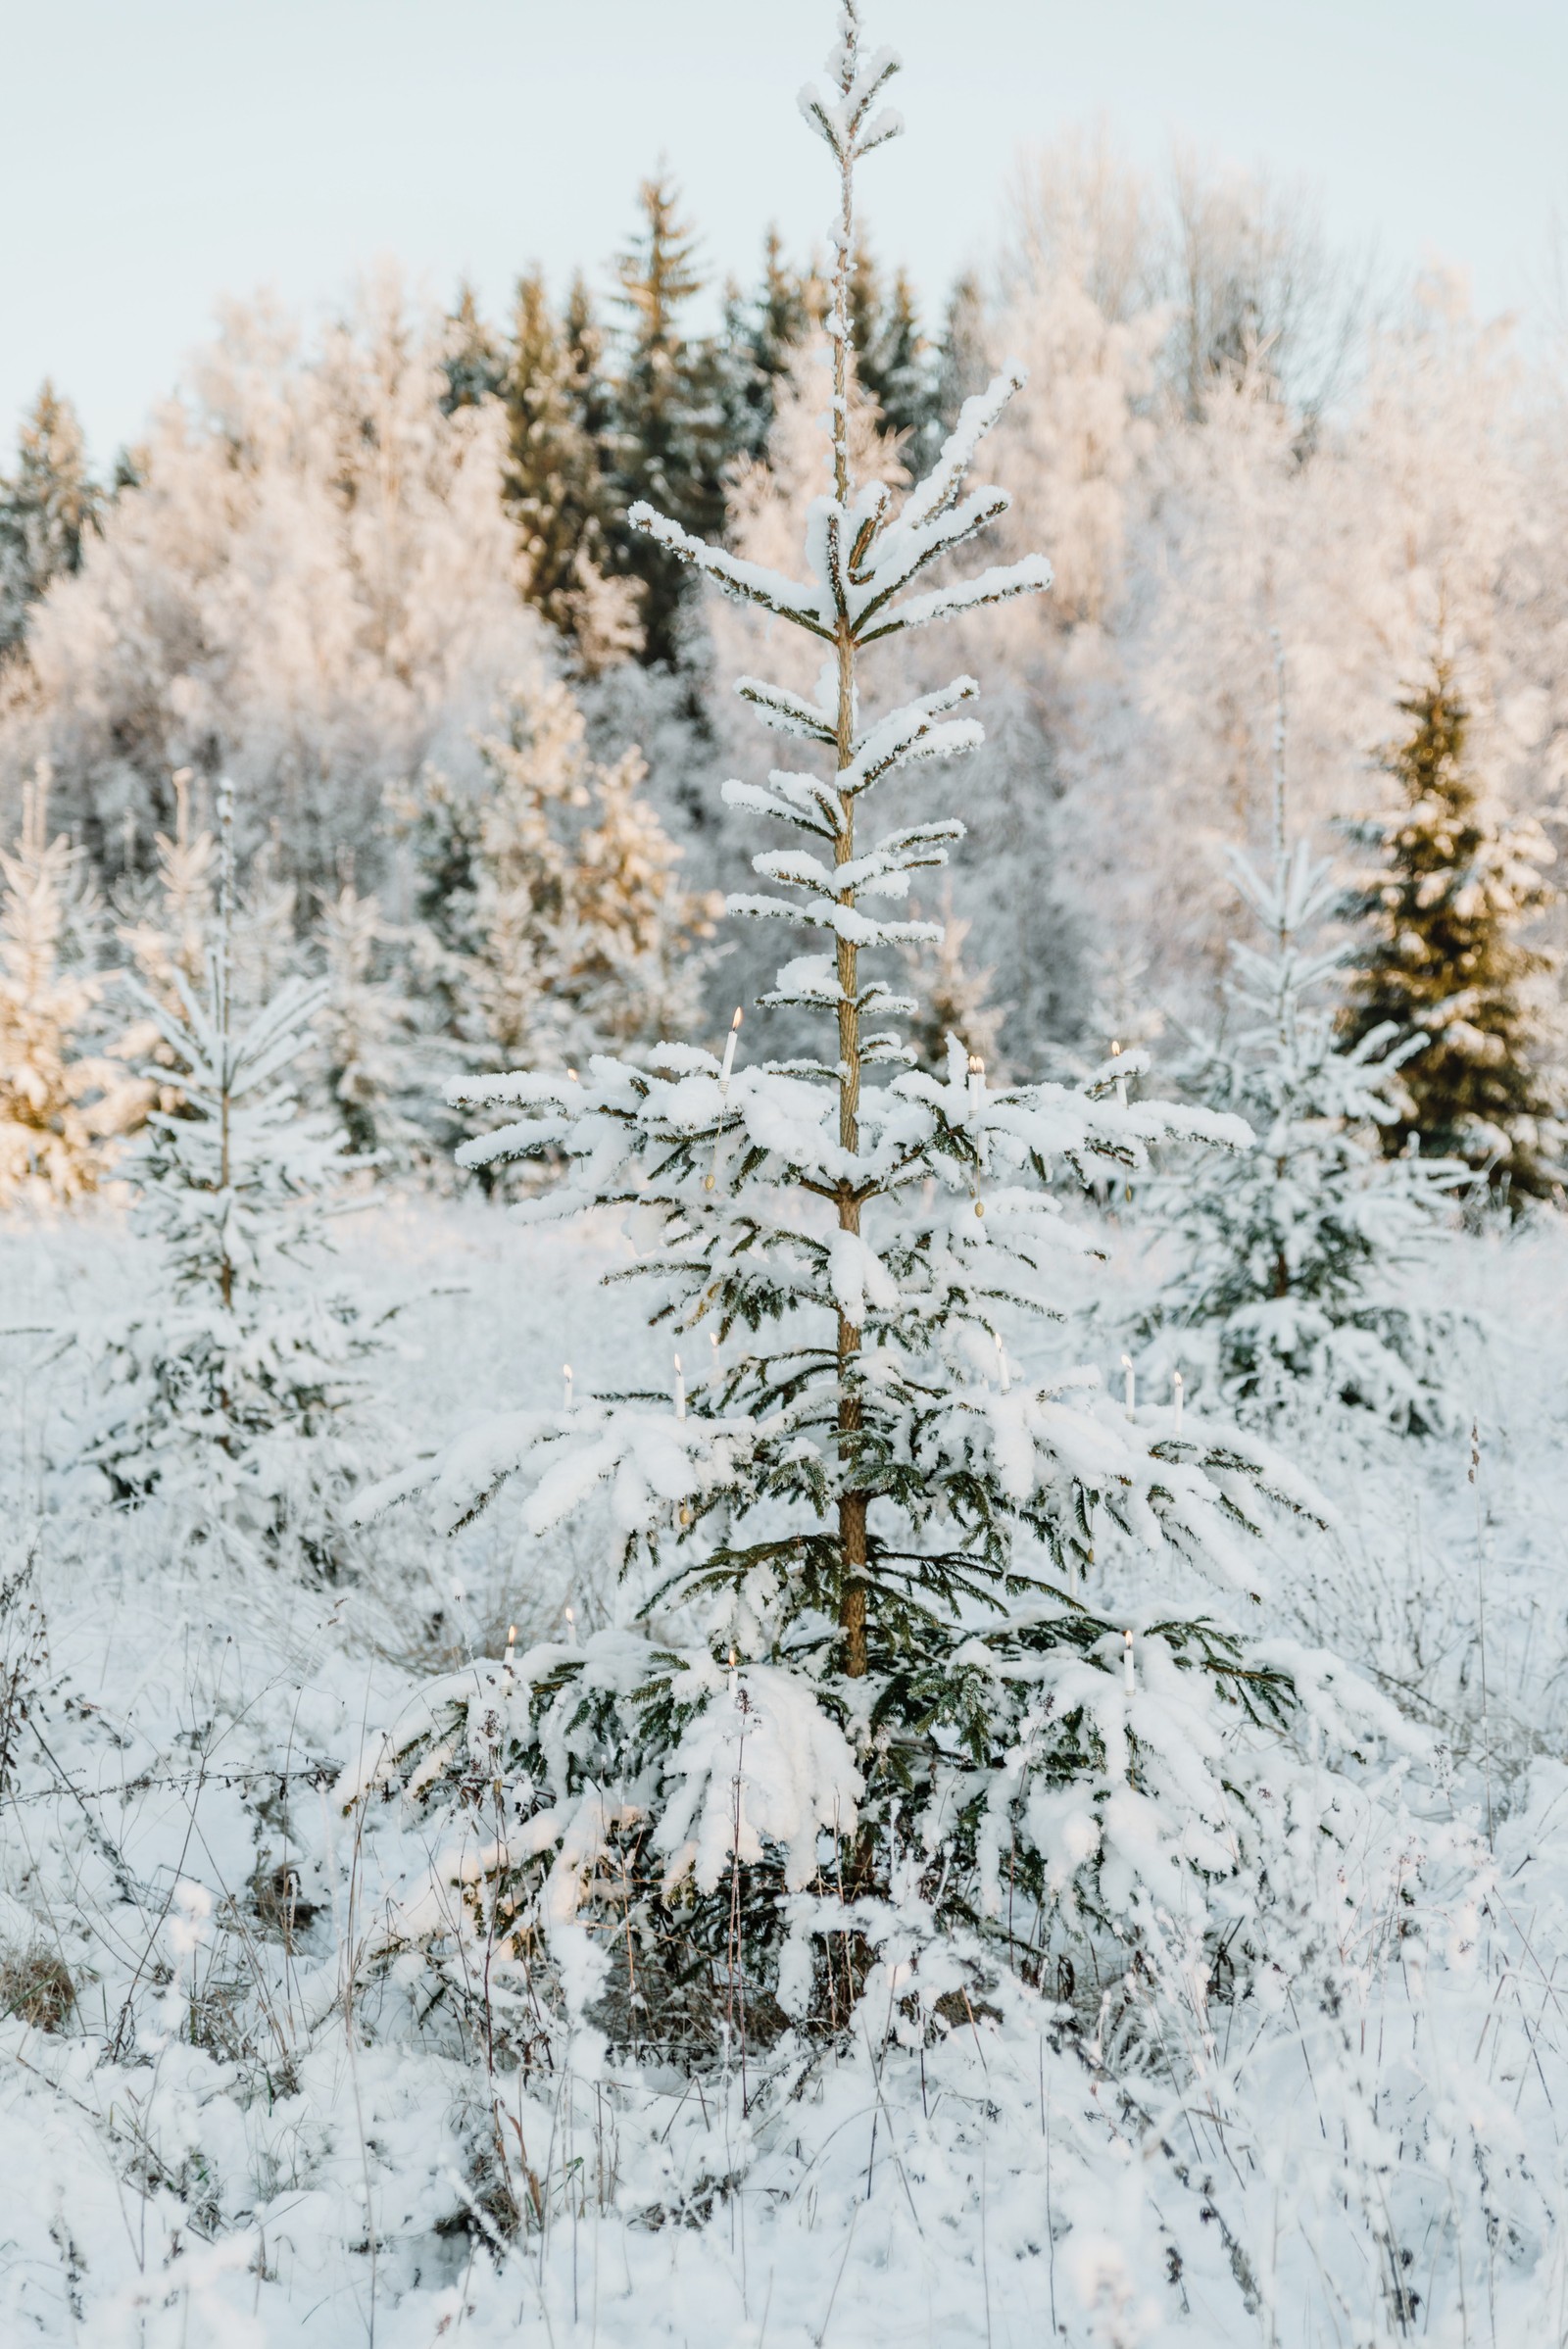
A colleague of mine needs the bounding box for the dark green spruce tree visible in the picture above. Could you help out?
[499,270,620,647]
[1341,660,1561,1202]
[718,228,816,463]
[0,383,99,661]
[847,239,939,454]
[606,172,728,667]
[439,283,505,415]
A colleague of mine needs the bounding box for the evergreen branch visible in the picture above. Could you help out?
[627,504,833,637]
[858,556,1054,644]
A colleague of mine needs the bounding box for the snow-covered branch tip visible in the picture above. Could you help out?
[799,6,903,164]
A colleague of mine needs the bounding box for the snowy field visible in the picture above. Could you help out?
[3,1189,1568,2345]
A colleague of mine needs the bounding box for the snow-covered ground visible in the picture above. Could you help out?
[3,1190,1568,2345]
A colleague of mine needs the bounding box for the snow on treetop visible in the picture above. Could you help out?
[630,372,1051,652]
[801,3,903,166]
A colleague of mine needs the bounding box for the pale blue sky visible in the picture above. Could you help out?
[2,0,1560,464]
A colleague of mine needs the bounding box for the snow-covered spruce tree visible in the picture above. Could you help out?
[1140,835,1464,1433]
[0,764,140,1205]
[348,6,1334,2061]
[82,788,385,1572]
[1141,647,1465,1433]
[1341,658,1561,1202]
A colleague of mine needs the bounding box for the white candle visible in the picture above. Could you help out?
[563,1362,573,1411]
[1172,1370,1184,1438]
[673,1352,686,1420]
[967,1052,986,1125]
[1122,1354,1136,1419]
[719,1005,743,1087]
[995,1332,1010,1394]
[504,1622,517,1676]
[1111,1039,1128,1111]
[708,1008,744,1192]
[564,1604,576,1645]
[1123,1630,1135,1695]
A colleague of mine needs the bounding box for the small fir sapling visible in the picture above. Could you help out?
[0,762,141,1205]
[1339,657,1562,1204]
[348,3,1348,2056]
[312,882,423,1165]
[81,783,387,1572]
[1140,641,1465,1433]
[117,769,302,1109]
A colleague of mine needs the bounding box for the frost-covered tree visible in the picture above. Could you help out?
[406,676,717,1076]
[116,769,305,1115]
[1140,831,1464,1434]
[352,9,1336,2059]
[0,766,140,1204]
[1139,646,1466,1433]
[1341,660,1561,1201]
[5,276,541,890]
[82,791,384,1571]
[0,384,99,662]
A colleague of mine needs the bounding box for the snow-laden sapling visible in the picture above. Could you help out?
[0,763,142,1205]
[81,789,388,1573]
[348,3,1348,2067]
[1140,659,1466,1434]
